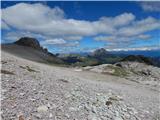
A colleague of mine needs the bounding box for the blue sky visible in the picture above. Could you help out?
[1,1,160,53]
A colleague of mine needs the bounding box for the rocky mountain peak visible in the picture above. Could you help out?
[14,37,57,57]
[93,48,107,57]
[14,37,41,50]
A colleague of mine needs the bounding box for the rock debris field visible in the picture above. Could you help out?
[1,51,160,120]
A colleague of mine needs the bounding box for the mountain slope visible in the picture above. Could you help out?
[1,50,160,120]
[1,37,64,64]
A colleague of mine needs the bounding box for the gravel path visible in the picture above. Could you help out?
[1,51,160,120]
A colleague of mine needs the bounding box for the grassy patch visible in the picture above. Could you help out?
[1,70,15,75]
[106,65,128,77]
[20,65,38,72]
[130,69,138,75]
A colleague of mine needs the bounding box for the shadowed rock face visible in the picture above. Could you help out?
[92,48,108,57]
[14,37,52,55]
[1,37,66,64]
[14,37,42,50]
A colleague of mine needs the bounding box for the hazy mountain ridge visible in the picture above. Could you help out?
[2,37,160,67]
[59,48,159,67]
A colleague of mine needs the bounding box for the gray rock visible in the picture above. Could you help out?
[114,116,123,120]
[37,105,48,113]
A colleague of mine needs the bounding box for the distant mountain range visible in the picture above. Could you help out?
[2,37,160,67]
[59,47,159,67]
[110,50,160,58]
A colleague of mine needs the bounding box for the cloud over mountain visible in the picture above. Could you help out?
[1,2,160,52]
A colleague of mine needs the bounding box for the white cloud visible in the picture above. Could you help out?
[94,33,151,42]
[64,41,79,47]
[1,3,160,51]
[41,39,79,47]
[117,17,160,37]
[94,33,153,50]
[2,3,64,25]
[41,38,66,45]
[100,13,135,27]
[140,2,160,12]
[137,34,151,40]
[3,31,81,48]
[94,36,116,41]
[1,20,10,30]
[105,46,160,52]
[4,31,46,41]
[2,3,159,39]
[64,36,82,41]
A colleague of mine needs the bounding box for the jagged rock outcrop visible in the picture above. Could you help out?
[14,37,42,50]
[14,37,56,56]
[2,37,64,64]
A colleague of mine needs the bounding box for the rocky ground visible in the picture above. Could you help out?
[1,51,160,120]
[82,62,160,91]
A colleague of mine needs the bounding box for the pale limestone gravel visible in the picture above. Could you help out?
[1,51,160,120]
